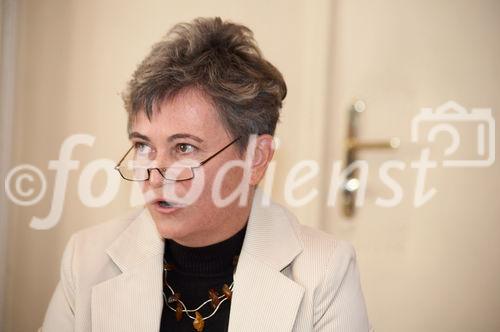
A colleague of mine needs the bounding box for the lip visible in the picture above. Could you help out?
[150,198,184,214]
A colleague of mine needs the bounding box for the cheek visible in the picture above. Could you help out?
[139,181,149,194]
[220,167,245,195]
[203,165,245,199]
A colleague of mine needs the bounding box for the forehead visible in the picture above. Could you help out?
[131,88,226,141]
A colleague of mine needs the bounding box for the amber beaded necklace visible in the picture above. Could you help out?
[162,255,239,332]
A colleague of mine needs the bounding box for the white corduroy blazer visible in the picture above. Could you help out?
[41,190,373,331]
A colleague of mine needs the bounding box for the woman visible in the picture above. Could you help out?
[41,17,373,332]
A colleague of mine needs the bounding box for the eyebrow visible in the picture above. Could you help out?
[128,132,150,141]
[128,132,204,143]
[168,133,204,143]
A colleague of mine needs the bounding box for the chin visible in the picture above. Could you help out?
[147,204,194,240]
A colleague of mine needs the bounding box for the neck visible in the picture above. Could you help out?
[170,188,255,248]
[175,208,250,247]
[164,223,247,275]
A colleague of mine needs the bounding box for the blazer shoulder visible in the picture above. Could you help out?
[297,224,355,266]
[297,223,355,259]
[69,207,144,263]
[74,207,142,241]
[285,216,368,328]
[270,202,356,267]
[282,208,358,289]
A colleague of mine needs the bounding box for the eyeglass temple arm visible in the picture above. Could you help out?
[115,145,134,168]
[198,136,241,167]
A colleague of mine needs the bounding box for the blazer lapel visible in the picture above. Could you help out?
[90,189,304,332]
[228,189,305,332]
[91,208,164,332]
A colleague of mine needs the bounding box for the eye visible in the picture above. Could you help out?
[133,142,153,156]
[176,143,197,154]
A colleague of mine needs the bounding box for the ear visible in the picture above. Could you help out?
[248,134,275,186]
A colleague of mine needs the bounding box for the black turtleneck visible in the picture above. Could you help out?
[160,224,247,332]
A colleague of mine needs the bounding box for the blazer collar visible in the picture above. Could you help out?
[240,188,304,270]
[92,188,305,332]
[229,189,305,331]
[106,207,164,272]
[91,208,165,331]
[105,188,304,273]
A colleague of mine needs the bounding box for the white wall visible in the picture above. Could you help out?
[0,0,18,327]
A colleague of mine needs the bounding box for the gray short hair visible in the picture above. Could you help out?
[122,17,287,151]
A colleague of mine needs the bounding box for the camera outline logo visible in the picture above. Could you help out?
[411,100,495,167]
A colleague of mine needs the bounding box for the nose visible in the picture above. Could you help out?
[148,168,166,188]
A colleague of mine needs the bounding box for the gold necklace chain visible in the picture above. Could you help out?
[162,257,238,332]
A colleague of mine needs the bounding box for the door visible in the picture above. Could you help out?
[323,1,500,331]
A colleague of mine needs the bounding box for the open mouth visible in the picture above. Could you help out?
[154,199,184,210]
[158,200,174,208]
[149,195,186,213]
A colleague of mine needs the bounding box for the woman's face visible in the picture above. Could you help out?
[130,88,251,246]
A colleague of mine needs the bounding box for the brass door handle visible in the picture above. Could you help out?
[346,138,400,151]
[342,100,400,217]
